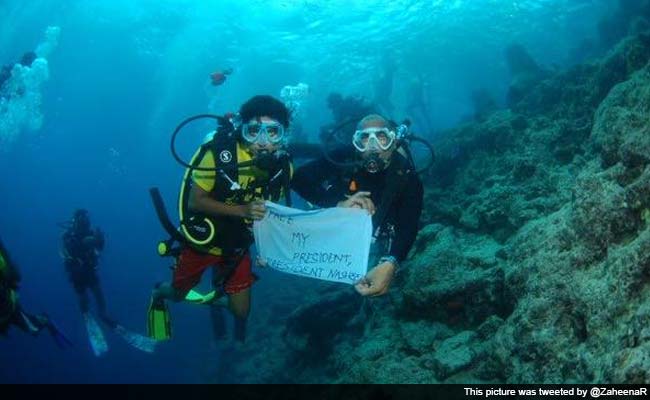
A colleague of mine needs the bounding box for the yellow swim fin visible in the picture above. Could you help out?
[147,298,171,341]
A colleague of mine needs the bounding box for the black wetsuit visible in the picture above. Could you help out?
[291,151,423,264]
[62,229,114,327]
[63,231,100,290]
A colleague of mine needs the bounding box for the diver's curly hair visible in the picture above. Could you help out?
[239,95,291,128]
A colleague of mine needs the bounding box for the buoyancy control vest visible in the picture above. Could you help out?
[178,126,292,256]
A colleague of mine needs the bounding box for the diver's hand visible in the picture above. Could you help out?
[354,261,396,297]
[239,200,267,220]
[337,191,375,215]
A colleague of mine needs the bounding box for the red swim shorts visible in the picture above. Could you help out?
[172,247,255,296]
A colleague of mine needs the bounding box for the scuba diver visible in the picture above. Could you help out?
[292,114,424,297]
[61,209,155,356]
[0,236,72,348]
[148,95,293,343]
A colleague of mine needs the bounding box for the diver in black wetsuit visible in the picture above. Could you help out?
[61,210,156,355]
[292,114,423,297]
[61,209,116,328]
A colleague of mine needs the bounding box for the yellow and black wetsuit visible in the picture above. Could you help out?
[0,238,71,346]
[180,140,292,256]
[0,238,39,336]
[188,142,277,255]
[171,140,293,297]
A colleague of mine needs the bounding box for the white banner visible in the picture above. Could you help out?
[253,202,372,284]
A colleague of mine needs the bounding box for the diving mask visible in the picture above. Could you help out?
[241,121,286,145]
[353,127,396,152]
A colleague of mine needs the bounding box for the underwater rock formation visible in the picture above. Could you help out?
[471,88,498,122]
[218,29,650,384]
[505,44,551,107]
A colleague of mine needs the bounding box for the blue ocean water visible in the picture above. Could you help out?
[0,0,613,383]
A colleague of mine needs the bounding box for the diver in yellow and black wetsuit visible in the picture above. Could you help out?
[0,236,72,348]
[150,95,293,343]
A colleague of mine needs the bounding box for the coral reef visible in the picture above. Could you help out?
[218,28,650,384]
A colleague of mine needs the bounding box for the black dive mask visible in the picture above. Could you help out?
[362,153,387,174]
